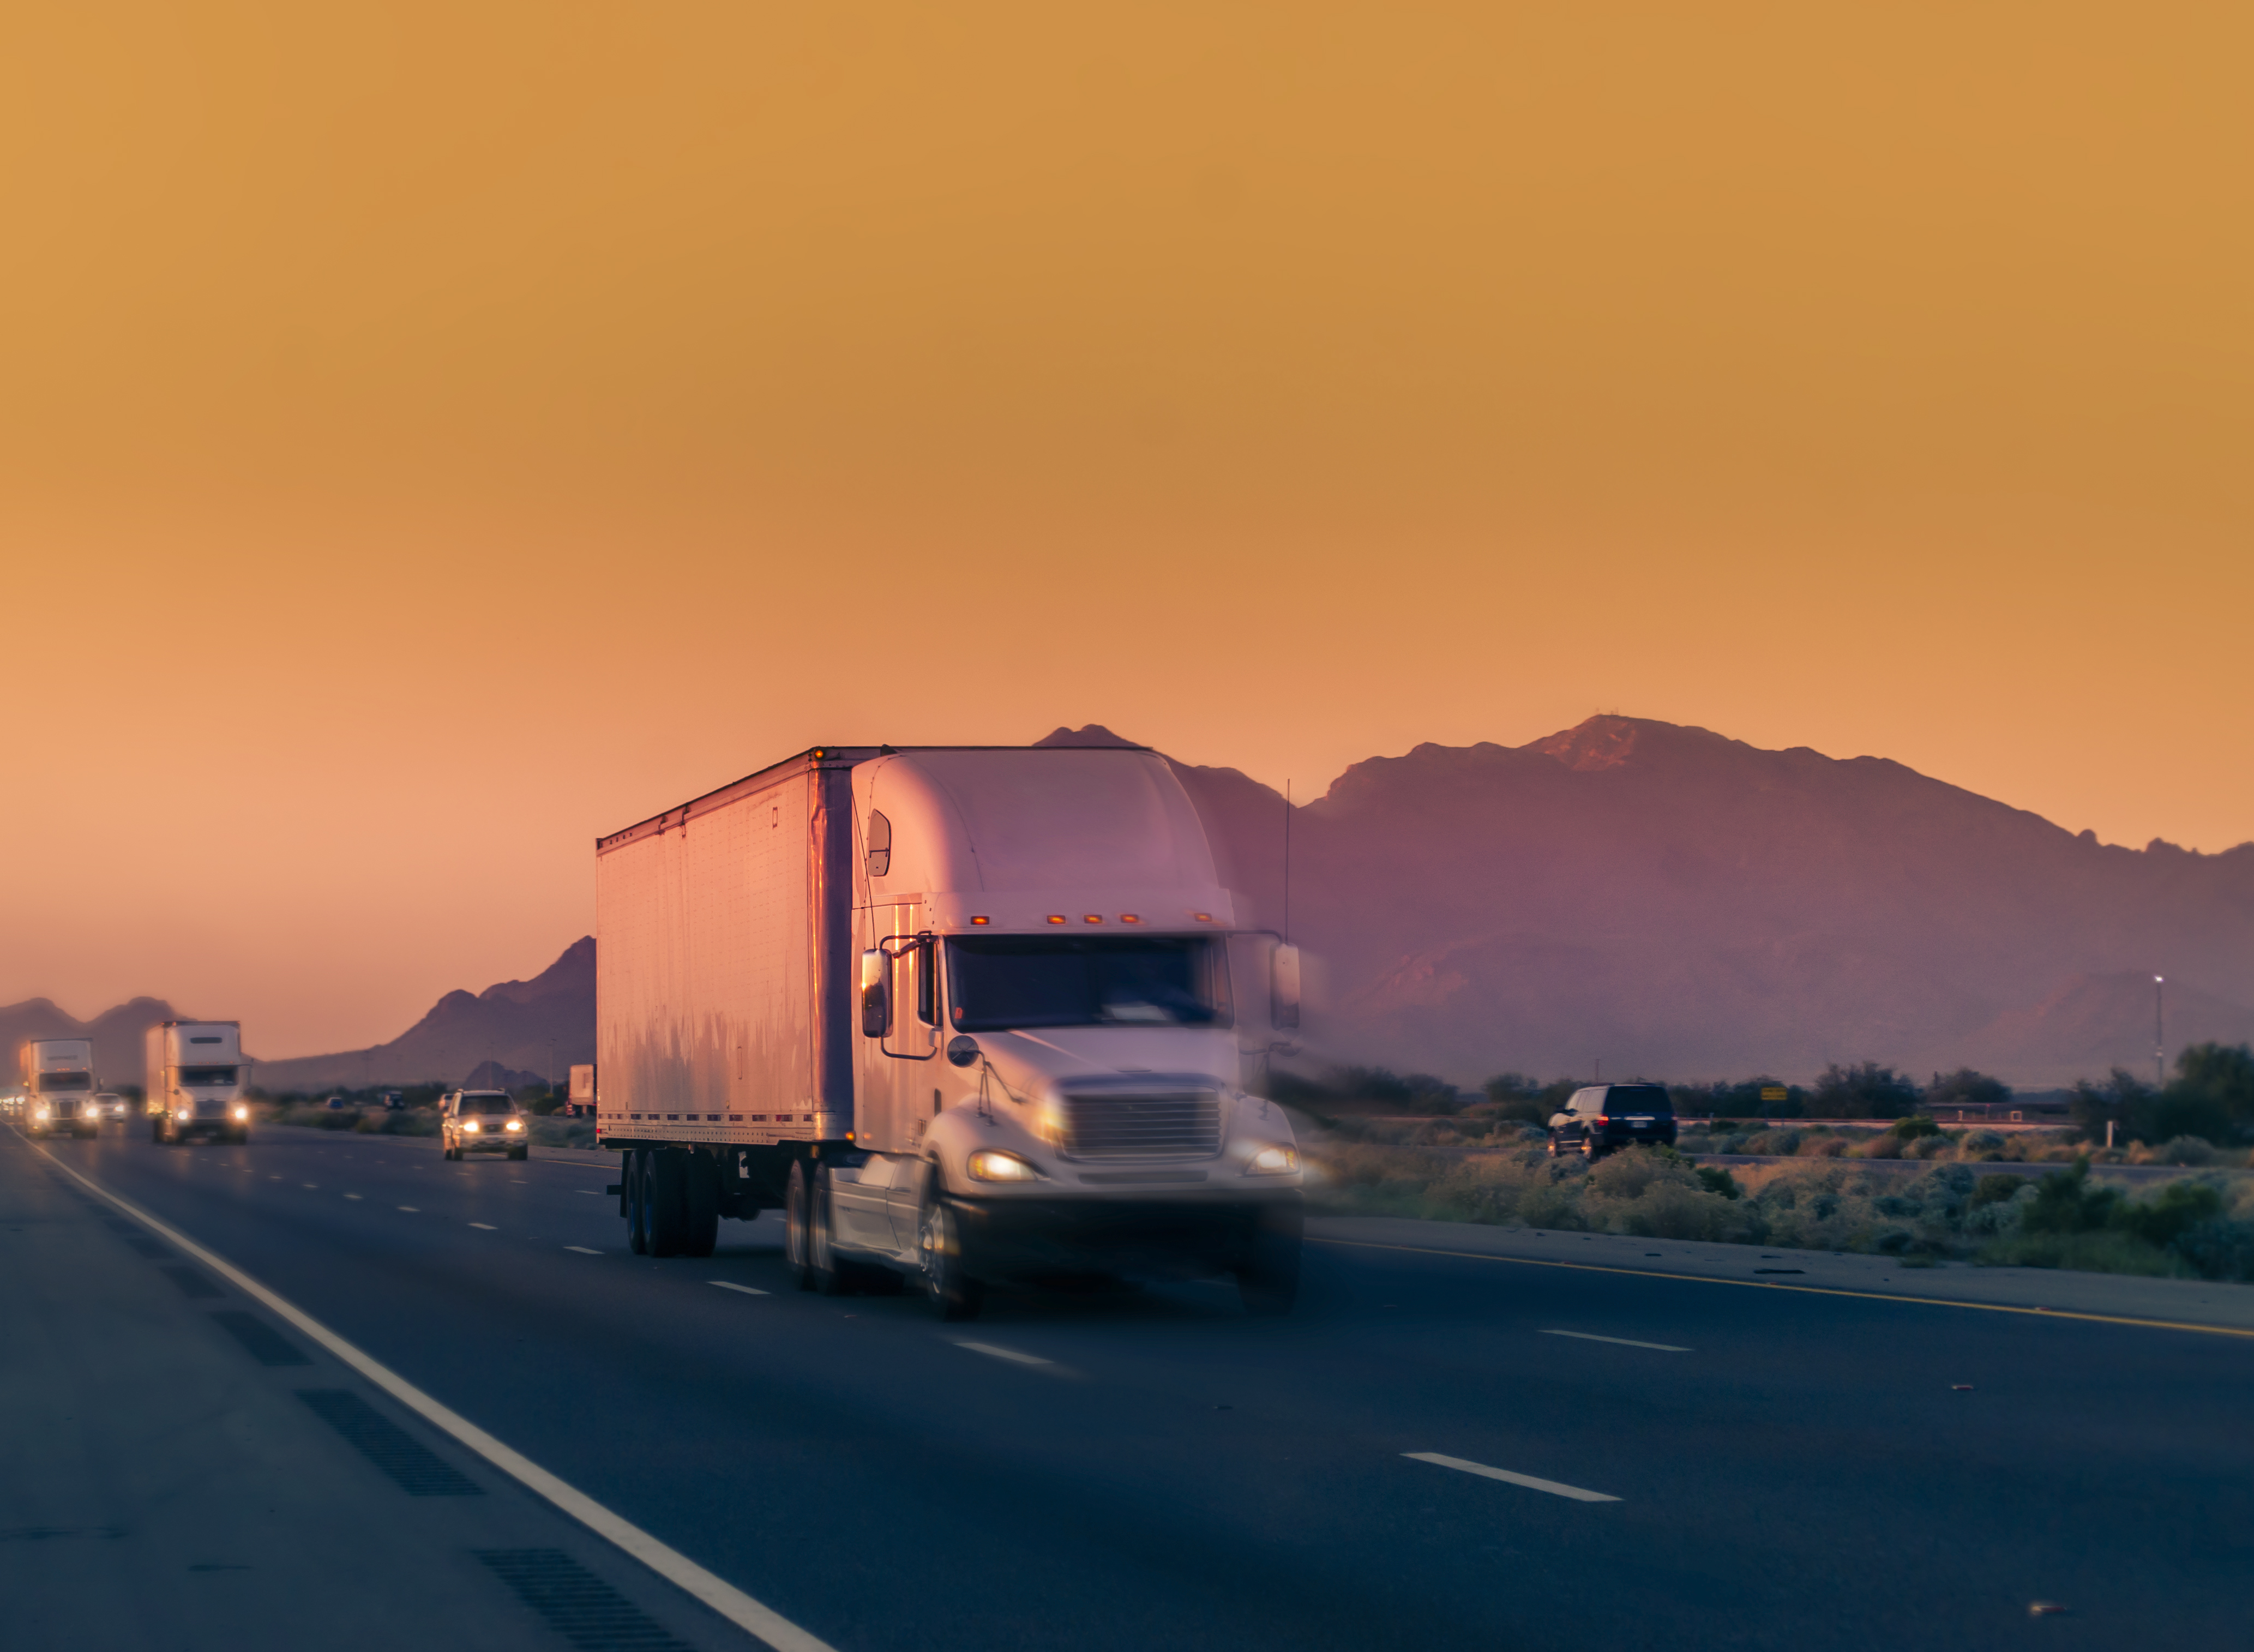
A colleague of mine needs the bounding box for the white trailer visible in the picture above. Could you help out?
[22,1038,98,1139]
[597,744,1304,1319]
[147,1021,250,1144]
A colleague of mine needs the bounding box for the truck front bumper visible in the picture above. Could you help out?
[949,1191,1302,1282]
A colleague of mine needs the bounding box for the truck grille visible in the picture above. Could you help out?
[1059,1091,1221,1159]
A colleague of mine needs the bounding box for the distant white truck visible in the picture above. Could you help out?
[596,744,1305,1319]
[22,1038,99,1139]
[148,1021,250,1145]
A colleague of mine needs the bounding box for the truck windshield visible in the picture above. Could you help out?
[35,1072,93,1092]
[179,1066,240,1086]
[945,935,1229,1031]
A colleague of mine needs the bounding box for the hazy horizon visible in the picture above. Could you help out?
[4,3,2248,1056]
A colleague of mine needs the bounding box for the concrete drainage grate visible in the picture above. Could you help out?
[207,1310,311,1366]
[297,1390,484,1497]
[473,1548,694,1650]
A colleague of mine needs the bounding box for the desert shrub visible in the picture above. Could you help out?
[1586,1146,1696,1203]
[1696,1165,1742,1200]
[2172,1219,2254,1282]
[1960,1130,2010,1159]
[2112,1180,2223,1249]
[1612,1180,1752,1242]
[1970,1174,2024,1209]
[1805,1136,1849,1158]
[2132,1136,2222,1167]
[2022,1161,2119,1234]
[1980,1229,2181,1276]
[1889,1115,1942,1140]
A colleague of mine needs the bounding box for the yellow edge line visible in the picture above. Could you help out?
[1308,1236,2254,1340]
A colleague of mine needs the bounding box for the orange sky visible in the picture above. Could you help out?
[3,2,2249,1057]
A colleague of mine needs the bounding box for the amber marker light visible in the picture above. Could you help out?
[1120,914,1141,923]
[1084,914,1103,923]
[1193,912,1213,923]
[1047,915,1067,924]
[970,916,990,925]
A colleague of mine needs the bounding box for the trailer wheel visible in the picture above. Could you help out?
[151,1118,165,1145]
[784,1161,814,1289]
[647,1150,692,1257]
[1236,1203,1302,1317]
[808,1168,853,1296]
[626,1151,651,1254]
[918,1198,985,1322]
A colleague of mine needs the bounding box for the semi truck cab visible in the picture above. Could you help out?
[148,1022,250,1145]
[22,1039,99,1140]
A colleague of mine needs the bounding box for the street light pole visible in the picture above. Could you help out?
[2154,975,2166,1090]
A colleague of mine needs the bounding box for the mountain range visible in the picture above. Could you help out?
[1103,717,2254,1087]
[16,720,2251,1092]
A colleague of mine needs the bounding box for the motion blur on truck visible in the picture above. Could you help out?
[595,744,1305,1320]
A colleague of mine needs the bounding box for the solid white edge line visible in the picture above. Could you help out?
[27,1137,842,1652]
[1540,1328,1691,1353]
[468,1222,498,1230]
[953,1340,1051,1366]
[564,1246,602,1255]
[709,1281,770,1296]
[1404,1452,1622,1503]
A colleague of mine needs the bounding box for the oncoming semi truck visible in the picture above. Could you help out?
[148,1021,251,1144]
[22,1039,99,1139]
[596,744,1305,1319]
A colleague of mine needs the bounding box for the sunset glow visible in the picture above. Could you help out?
[2,2,2247,1055]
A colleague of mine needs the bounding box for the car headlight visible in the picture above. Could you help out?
[464,1121,480,1133]
[504,1119,522,1131]
[1243,1144,1300,1176]
[966,1149,1041,1182]
[233,1106,249,1121]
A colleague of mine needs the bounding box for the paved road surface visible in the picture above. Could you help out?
[8,1124,2247,1652]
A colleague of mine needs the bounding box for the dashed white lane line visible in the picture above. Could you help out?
[708,1281,768,1297]
[302,1183,318,1190]
[575,1189,603,1196]
[398,1205,419,1212]
[35,1141,843,1652]
[954,1341,1051,1367]
[1405,1452,1621,1504]
[468,1222,498,1231]
[564,1246,602,1256]
[344,1193,363,1201]
[1540,1329,1691,1353]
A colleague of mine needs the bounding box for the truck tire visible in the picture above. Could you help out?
[683,1152,719,1258]
[918,1196,984,1322]
[647,1149,692,1257]
[151,1119,165,1144]
[1237,1203,1302,1317]
[808,1168,852,1296]
[785,1161,814,1289]
[626,1151,652,1254]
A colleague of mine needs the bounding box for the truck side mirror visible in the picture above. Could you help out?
[860,948,892,1038]
[1271,944,1302,1031]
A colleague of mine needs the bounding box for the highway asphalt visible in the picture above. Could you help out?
[8,1122,2249,1652]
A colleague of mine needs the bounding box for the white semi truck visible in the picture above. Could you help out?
[22,1038,99,1139]
[147,1021,251,1144]
[597,744,1305,1319]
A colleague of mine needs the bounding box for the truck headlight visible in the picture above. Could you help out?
[504,1119,522,1131]
[34,1107,49,1121]
[233,1106,249,1121]
[1243,1145,1300,1175]
[966,1149,1040,1182]
[464,1121,479,1133]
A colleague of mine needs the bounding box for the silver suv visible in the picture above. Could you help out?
[441,1090,528,1161]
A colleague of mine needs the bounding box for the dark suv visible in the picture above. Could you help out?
[1547,1084,1677,1161]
